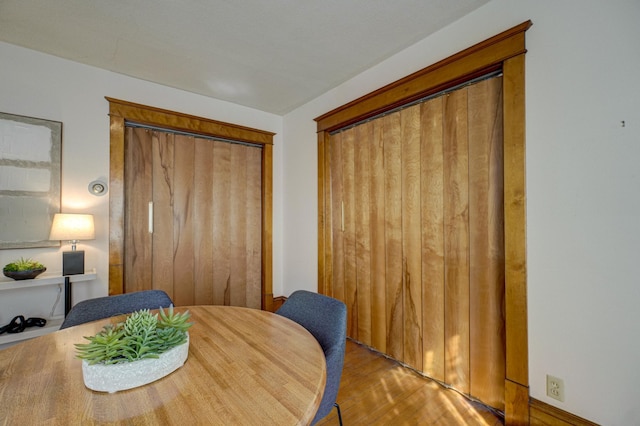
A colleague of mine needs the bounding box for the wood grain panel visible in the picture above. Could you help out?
[369,118,387,353]
[151,132,175,299]
[212,141,231,305]
[124,127,153,293]
[261,143,273,311]
[355,121,372,346]
[193,137,215,305]
[109,116,125,295]
[383,112,404,361]
[172,134,195,305]
[443,88,470,393]
[246,146,263,309]
[505,379,530,425]
[330,133,345,303]
[319,132,332,300]
[420,96,445,381]
[341,128,358,339]
[229,144,248,306]
[400,104,423,370]
[318,131,328,297]
[468,77,506,409]
[503,55,529,388]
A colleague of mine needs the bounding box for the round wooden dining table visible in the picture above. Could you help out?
[0,305,326,425]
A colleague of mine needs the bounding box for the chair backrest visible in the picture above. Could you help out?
[275,290,347,425]
[60,290,174,329]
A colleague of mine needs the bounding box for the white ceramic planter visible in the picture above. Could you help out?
[82,336,189,393]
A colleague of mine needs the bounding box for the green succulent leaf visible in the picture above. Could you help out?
[157,305,193,332]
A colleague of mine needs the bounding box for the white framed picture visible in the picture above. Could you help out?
[0,112,62,249]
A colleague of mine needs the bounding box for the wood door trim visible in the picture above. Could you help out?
[316,21,531,423]
[108,98,274,310]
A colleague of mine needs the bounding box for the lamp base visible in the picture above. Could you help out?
[63,250,85,276]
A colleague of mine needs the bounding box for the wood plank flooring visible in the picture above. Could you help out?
[315,339,504,425]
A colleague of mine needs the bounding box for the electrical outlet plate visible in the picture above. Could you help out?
[546,375,565,402]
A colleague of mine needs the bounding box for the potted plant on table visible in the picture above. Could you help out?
[3,257,46,280]
[75,306,193,393]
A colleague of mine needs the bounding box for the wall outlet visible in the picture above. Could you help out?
[546,375,565,402]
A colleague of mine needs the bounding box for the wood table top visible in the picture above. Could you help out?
[0,305,326,425]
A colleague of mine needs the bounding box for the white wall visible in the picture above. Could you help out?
[2,1,639,423]
[282,0,640,424]
[0,41,284,320]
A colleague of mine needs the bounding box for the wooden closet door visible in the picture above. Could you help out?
[124,128,262,308]
[326,76,505,410]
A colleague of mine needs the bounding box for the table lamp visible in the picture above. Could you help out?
[49,213,95,276]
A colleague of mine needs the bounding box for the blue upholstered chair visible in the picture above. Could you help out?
[60,290,174,329]
[276,290,347,425]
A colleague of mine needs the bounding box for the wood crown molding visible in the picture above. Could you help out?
[106,97,275,145]
[315,20,532,133]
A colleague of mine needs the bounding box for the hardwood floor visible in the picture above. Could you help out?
[316,340,504,426]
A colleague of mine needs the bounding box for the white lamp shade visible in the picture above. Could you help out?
[49,213,95,241]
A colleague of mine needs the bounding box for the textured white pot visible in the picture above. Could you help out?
[82,336,189,393]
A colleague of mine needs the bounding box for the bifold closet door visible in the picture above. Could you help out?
[124,128,262,308]
[326,76,505,410]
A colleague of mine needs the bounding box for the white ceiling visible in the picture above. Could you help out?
[0,0,489,115]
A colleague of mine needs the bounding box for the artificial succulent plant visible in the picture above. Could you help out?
[3,257,45,272]
[75,306,192,365]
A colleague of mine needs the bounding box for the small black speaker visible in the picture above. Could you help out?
[63,250,85,275]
